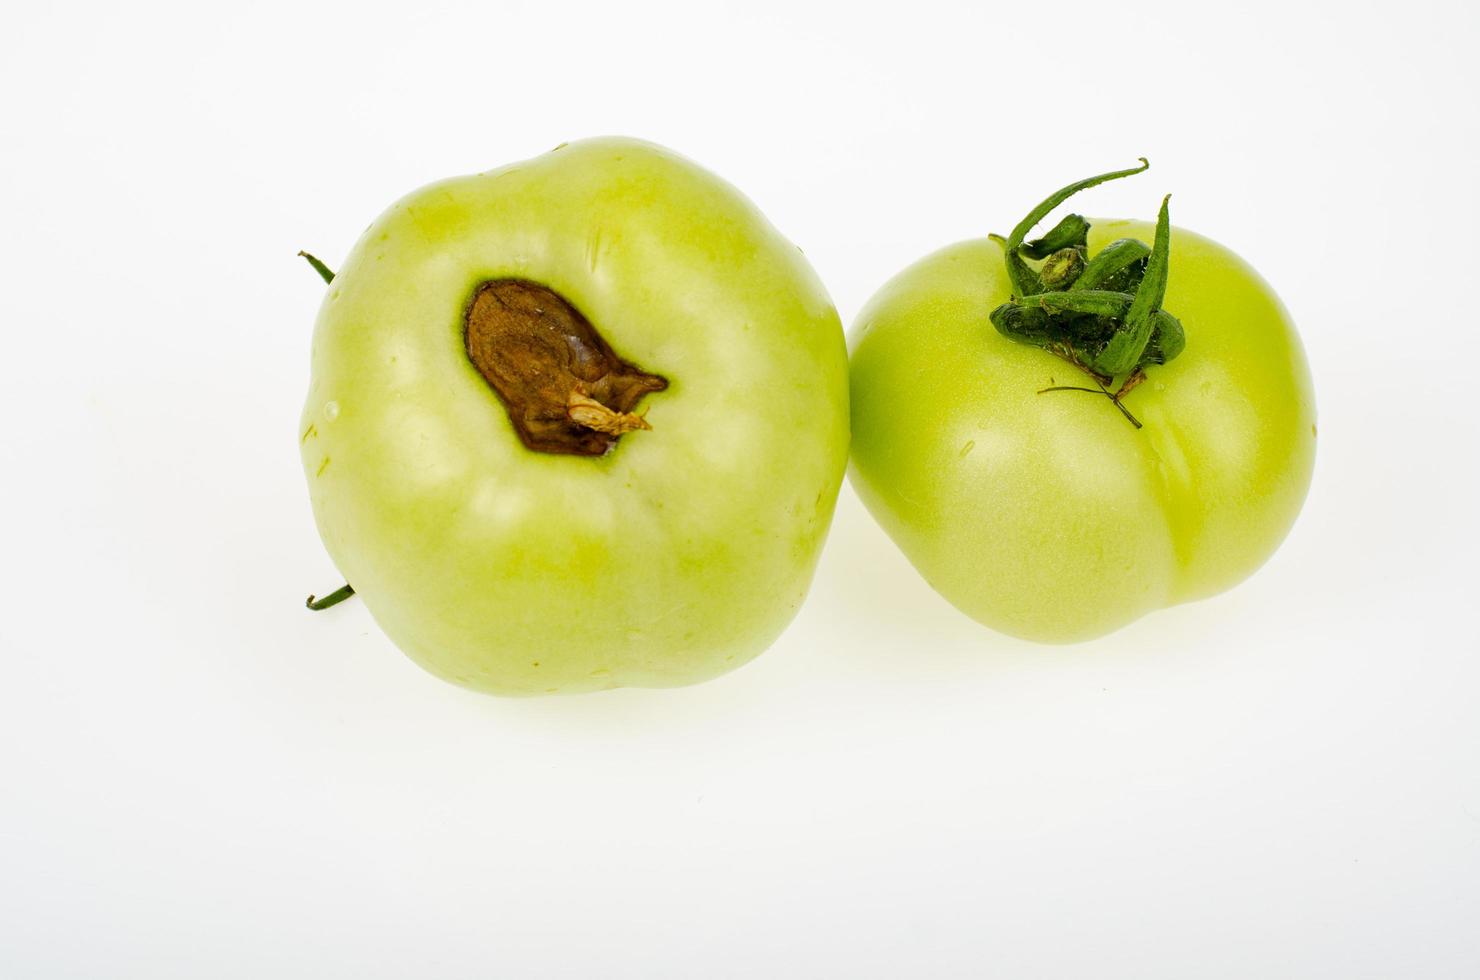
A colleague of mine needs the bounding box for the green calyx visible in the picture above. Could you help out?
[988,160,1184,427]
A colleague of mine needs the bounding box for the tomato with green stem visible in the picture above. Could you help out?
[848,162,1316,642]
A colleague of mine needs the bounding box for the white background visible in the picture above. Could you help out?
[3,1,1478,976]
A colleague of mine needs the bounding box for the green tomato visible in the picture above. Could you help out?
[849,209,1315,643]
[301,138,849,695]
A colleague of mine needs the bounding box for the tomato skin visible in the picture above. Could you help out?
[848,222,1316,642]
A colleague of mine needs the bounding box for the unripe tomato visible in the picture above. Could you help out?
[849,179,1315,642]
[302,138,849,694]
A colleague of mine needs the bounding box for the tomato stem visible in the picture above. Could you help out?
[1094,195,1171,377]
[298,250,336,284]
[306,584,356,611]
[1036,383,1143,429]
[988,160,1182,429]
[1072,237,1150,290]
[1002,158,1147,299]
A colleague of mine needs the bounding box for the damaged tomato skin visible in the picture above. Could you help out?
[301,138,849,694]
[848,222,1316,642]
